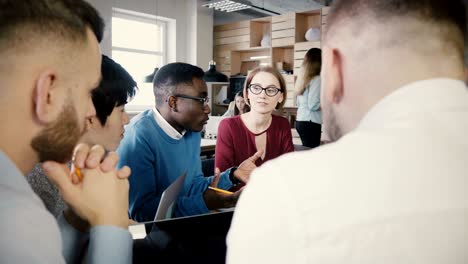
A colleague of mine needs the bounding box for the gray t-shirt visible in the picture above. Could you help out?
[26,163,67,217]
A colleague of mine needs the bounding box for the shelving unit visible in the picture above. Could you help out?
[213,21,250,77]
[295,10,322,43]
[294,41,321,74]
[212,7,328,110]
[272,47,294,71]
[206,82,230,116]
[271,13,296,47]
[321,7,331,34]
[250,17,271,48]
[282,74,296,107]
[231,47,270,75]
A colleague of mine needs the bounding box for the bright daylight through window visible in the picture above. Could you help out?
[112,8,167,112]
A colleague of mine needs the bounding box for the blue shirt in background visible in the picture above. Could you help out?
[296,76,322,124]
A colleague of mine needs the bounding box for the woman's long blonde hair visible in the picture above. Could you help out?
[296,48,321,95]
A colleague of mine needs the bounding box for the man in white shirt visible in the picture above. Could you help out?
[227,0,468,263]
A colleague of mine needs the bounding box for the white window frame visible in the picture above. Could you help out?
[112,8,168,66]
[111,8,173,113]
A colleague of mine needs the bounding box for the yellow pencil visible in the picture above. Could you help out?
[208,186,233,195]
[75,167,83,181]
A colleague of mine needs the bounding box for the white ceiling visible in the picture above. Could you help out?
[210,0,328,24]
[247,0,326,13]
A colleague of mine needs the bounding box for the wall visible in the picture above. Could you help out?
[196,0,214,71]
[87,0,213,69]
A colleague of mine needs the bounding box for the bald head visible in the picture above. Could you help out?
[320,0,467,142]
[324,0,465,68]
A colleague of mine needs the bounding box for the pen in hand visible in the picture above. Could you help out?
[75,167,83,182]
[208,186,233,195]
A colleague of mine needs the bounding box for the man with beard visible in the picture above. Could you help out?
[27,55,138,218]
[118,62,262,222]
[0,1,133,263]
[227,0,468,263]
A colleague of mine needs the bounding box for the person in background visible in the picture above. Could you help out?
[27,55,137,218]
[117,62,262,222]
[0,0,133,263]
[227,0,468,263]
[294,48,322,148]
[215,66,294,174]
[223,91,250,117]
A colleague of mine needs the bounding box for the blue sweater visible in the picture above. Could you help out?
[117,110,233,222]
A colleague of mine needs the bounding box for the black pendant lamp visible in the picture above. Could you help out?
[144,67,159,83]
[203,60,228,82]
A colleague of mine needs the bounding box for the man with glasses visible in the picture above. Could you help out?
[117,62,262,222]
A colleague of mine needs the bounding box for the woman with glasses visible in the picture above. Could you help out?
[295,48,322,148]
[215,66,294,179]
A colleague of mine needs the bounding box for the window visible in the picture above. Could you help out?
[112,8,167,112]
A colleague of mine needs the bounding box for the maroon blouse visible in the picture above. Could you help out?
[215,115,294,172]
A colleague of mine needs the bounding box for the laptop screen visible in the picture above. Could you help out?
[153,171,187,221]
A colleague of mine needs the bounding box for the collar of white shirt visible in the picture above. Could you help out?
[152,107,186,140]
[357,78,467,130]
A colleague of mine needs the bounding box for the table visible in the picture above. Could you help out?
[200,138,216,157]
[200,130,303,157]
[133,210,234,264]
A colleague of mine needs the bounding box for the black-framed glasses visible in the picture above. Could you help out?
[248,84,282,97]
[173,94,210,107]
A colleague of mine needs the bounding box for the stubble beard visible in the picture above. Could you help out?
[322,104,343,143]
[31,101,85,163]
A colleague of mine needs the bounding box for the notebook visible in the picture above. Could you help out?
[153,171,187,221]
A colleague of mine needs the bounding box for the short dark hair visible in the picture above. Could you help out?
[92,55,138,125]
[325,0,466,57]
[66,0,105,42]
[0,0,103,53]
[153,62,205,106]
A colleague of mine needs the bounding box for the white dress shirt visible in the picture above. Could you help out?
[153,107,185,139]
[226,78,468,264]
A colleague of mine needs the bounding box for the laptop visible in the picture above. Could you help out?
[153,171,187,221]
[204,116,227,139]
